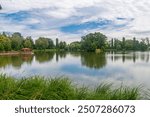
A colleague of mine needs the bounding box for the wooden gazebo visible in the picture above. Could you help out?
[21,48,32,52]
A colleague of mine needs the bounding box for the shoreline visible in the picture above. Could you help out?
[0,51,34,56]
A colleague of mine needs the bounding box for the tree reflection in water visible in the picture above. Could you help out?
[0,51,149,70]
[0,54,33,69]
[81,52,107,69]
[34,52,54,63]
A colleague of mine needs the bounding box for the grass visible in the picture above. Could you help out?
[0,74,142,100]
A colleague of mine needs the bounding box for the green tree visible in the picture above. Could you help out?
[69,41,81,51]
[122,37,126,50]
[56,38,59,49]
[125,40,134,50]
[48,38,54,49]
[0,43,4,51]
[59,41,66,49]
[11,32,24,50]
[35,37,49,50]
[114,39,122,50]
[111,38,114,49]
[0,33,11,51]
[23,36,34,49]
[0,4,2,10]
[81,32,107,52]
[146,37,150,49]
[23,40,32,48]
[133,37,136,50]
[140,39,147,51]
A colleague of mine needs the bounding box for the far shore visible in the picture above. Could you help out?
[0,51,34,56]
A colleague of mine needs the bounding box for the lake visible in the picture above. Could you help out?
[0,51,150,89]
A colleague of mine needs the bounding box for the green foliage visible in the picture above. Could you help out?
[125,40,134,50]
[69,41,81,51]
[0,74,142,100]
[11,32,24,50]
[0,4,2,10]
[114,39,122,50]
[35,37,49,50]
[48,38,54,49]
[23,36,34,49]
[108,37,149,51]
[56,38,59,49]
[0,43,4,51]
[140,39,147,51]
[122,37,126,49]
[35,37,54,50]
[81,32,107,52]
[59,41,67,50]
[0,31,149,52]
[0,33,12,51]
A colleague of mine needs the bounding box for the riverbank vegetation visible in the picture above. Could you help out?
[0,74,142,100]
[0,32,150,53]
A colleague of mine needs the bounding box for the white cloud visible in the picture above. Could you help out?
[1,0,150,42]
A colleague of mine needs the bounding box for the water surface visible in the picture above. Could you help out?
[0,51,150,88]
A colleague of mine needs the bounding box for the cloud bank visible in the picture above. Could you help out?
[0,0,150,42]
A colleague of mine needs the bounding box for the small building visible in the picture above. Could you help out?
[21,48,32,52]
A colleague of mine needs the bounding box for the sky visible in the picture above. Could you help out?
[0,0,150,43]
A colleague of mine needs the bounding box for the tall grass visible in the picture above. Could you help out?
[0,74,142,100]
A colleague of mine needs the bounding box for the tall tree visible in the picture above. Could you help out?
[48,38,54,49]
[111,38,114,49]
[0,4,2,10]
[69,41,81,51]
[133,37,136,50]
[122,37,126,50]
[114,39,122,50]
[35,37,49,50]
[56,38,59,49]
[23,36,34,48]
[11,32,24,50]
[146,37,150,49]
[81,32,107,51]
[59,41,66,49]
[0,43,4,51]
[0,33,11,51]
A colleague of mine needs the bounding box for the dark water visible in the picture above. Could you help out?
[0,51,150,88]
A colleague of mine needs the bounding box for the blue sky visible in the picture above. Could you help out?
[0,0,150,43]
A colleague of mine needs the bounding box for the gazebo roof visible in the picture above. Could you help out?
[21,48,32,51]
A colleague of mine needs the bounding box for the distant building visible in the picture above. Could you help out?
[21,48,34,55]
[21,48,32,53]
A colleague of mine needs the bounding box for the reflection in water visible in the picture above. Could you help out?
[35,52,54,63]
[69,52,81,57]
[56,52,67,62]
[0,51,150,89]
[0,51,150,69]
[0,54,33,69]
[108,51,150,63]
[81,52,106,69]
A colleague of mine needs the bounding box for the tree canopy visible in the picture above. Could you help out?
[0,32,149,52]
[81,32,107,51]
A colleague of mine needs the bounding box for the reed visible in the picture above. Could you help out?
[0,74,142,100]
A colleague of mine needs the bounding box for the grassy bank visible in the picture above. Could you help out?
[0,74,141,100]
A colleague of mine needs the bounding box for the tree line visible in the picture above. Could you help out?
[0,32,150,52]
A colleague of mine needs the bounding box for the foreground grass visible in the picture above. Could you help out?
[0,74,141,100]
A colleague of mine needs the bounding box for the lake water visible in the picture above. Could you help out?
[0,51,150,89]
